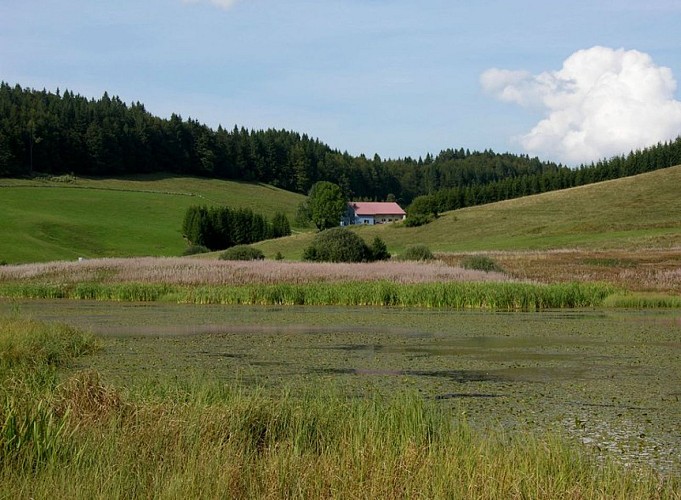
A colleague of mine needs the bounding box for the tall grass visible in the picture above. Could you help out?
[603,292,681,308]
[185,281,616,309]
[0,257,510,285]
[0,280,617,310]
[0,315,98,368]
[438,248,681,295]
[2,372,678,498]
[1,317,678,498]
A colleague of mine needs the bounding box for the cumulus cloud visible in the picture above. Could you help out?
[182,0,240,10]
[481,46,681,164]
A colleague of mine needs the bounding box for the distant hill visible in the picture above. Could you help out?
[2,166,679,264]
[3,83,680,214]
[256,165,681,259]
[0,174,305,264]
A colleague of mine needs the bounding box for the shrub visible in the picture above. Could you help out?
[403,214,434,227]
[303,228,371,263]
[408,195,439,217]
[460,255,504,273]
[219,245,265,261]
[370,237,391,261]
[181,245,210,256]
[399,244,434,261]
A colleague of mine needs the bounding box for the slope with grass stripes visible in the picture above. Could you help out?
[258,164,681,259]
[0,174,305,264]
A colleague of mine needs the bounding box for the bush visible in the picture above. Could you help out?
[370,237,391,261]
[408,195,439,217]
[399,244,434,261]
[403,214,434,227]
[460,255,504,273]
[303,228,371,263]
[181,245,210,256]
[219,245,265,261]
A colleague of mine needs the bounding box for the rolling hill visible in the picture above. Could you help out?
[0,174,305,264]
[1,166,680,264]
[257,164,681,259]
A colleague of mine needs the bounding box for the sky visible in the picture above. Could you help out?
[1,0,681,166]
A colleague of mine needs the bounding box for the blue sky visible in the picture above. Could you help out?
[2,0,680,165]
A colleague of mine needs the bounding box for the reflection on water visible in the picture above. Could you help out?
[1,299,680,476]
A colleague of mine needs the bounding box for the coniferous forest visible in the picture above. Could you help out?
[2,83,680,211]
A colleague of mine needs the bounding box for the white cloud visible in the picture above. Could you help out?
[481,46,681,164]
[182,0,240,11]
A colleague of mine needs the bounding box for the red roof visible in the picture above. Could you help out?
[349,202,406,216]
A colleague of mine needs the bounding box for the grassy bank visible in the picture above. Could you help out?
[0,280,617,310]
[1,316,678,498]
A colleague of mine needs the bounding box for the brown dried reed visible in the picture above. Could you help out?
[438,248,681,294]
[0,257,512,286]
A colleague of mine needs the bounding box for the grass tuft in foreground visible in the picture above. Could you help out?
[0,315,99,368]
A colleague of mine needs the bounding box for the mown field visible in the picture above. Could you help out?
[0,173,305,264]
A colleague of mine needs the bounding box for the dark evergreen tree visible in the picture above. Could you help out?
[2,81,680,215]
[270,212,291,238]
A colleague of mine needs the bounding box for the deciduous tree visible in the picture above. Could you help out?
[307,181,346,231]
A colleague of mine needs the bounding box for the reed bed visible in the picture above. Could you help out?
[438,248,681,294]
[0,280,615,310]
[602,293,681,308]
[2,317,678,499]
[0,315,98,368]
[0,257,511,286]
[181,281,615,310]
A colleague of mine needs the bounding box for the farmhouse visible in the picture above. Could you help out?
[341,202,406,226]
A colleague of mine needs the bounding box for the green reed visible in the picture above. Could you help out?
[181,281,616,310]
[0,280,617,310]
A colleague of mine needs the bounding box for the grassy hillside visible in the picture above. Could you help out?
[0,174,305,264]
[2,166,680,264]
[258,165,681,259]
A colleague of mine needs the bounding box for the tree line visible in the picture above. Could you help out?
[407,137,681,216]
[2,83,680,211]
[182,206,290,251]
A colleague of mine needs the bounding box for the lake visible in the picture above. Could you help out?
[3,299,680,475]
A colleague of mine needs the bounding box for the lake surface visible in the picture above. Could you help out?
[3,299,680,475]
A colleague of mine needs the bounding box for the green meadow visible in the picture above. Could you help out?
[2,166,680,264]
[0,174,305,263]
[258,164,681,258]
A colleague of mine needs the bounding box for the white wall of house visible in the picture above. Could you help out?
[340,204,406,226]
